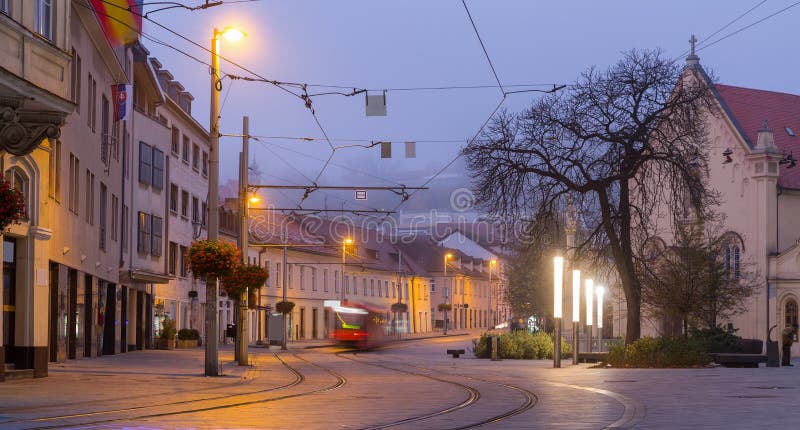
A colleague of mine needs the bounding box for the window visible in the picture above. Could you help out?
[180,245,188,276]
[6,169,29,219]
[201,202,207,226]
[392,281,396,298]
[182,136,190,163]
[202,152,209,177]
[192,144,200,171]
[68,154,79,214]
[84,169,94,225]
[99,183,107,251]
[152,148,164,190]
[48,139,61,201]
[733,246,740,280]
[786,300,798,329]
[299,266,305,290]
[192,196,199,223]
[101,95,109,164]
[122,204,129,252]
[91,78,97,131]
[312,267,318,291]
[151,216,163,257]
[323,269,328,292]
[371,279,376,297]
[86,74,93,129]
[169,183,178,213]
[181,191,189,218]
[111,194,118,242]
[171,127,180,154]
[138,212,151,254]
[112,120,119,161]
[168,242,178,275]
[363,278,367,296]
[334,270,339,293]
[139,142,152,185]
[35,0,53,40]
[71,50,81,107]
[276,262,281,288]
[385,280,389,298]
[288,264,293,288]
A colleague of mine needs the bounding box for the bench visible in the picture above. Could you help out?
[577,352,608,363]
[447,349,466,358]
[709,353,767,368]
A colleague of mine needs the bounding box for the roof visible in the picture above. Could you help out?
[714,84,800,189]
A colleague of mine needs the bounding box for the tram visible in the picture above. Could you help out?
[326,300,393,349]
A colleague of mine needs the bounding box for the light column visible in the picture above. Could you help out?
[572,269,580,365]
[596,285,604,349]
[585,278,594,353]
[553,256,564,368]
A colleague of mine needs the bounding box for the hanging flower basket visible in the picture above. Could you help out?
[186,240,239,279]
[0,179,26,231]
[462,303,469,309]
[220,264,269,298]
[276,301,295,314]
[438,303,452,312]
[391,302,408,313]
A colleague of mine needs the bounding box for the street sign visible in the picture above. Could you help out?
[355,190,367,200]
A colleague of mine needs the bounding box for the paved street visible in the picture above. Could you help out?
[1,333,799,429]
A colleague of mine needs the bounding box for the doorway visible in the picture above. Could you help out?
[102,283,116,355]
[312,308,318,339]
[299,307,305,340]
[84,274,92,357]
[3,238,17,364]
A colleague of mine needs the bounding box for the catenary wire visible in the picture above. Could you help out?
[462,0,504,95]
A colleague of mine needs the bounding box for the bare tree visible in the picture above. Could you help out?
[462,49,714,344]
[640,219,759,335]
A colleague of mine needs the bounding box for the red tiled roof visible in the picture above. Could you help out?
[714,84,800,189]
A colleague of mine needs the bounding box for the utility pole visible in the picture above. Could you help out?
[236,116,249,365]
[205,29,222,377]
[281,242,288,350]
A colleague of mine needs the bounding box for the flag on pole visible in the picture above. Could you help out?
[89,0,142,47]
[112,84,131,122]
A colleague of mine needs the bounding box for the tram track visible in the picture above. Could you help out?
[338,351,537,430]
[4,352,346,430]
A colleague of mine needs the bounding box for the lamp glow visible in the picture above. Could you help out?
[553,256,564,318]
[585,279,594,326]
[221,27,246,42]
[572,270,581,322]
[248,194,260,204]
[596,285,604,329]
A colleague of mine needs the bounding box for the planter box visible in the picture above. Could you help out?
[156,339,175,350]
[177,339,198,349]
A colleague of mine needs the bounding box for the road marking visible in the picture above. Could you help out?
[541,381,646,429]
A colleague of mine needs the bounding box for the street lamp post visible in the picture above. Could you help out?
[235,115,251,366]
[489,259,496,328]
[553,256,564,368]
[444,253,452,335]
[572,269,580,365]
[341,238,352,302]
[585,278,594,353]
[205,26,244,377]
[597,285,604,350]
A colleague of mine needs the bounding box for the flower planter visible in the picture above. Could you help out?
[177,339,198,349]
[156,338,175,350]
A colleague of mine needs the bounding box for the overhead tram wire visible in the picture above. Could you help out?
[462,0,504,94]
[696,1,800,53]
[674,0,767,60]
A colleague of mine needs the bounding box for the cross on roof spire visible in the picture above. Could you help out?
[689,34,697,56]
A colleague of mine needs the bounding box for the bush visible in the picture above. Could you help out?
[437,303,452,312]
[472,331,572,359]
[690,326,741,353]
[178,328,200,340]
[276,301,295,314]
[159,319,176,340]
[605,336,710,367]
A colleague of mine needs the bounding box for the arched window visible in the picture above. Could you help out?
[732,246,740,280]
[5,168,29,221]
[786,300,798,329]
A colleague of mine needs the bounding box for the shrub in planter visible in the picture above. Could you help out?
[0,179,26,231]
[276,301,295,314]
[157,319,176,350]
[472,331,572,359]
[606,336,710,367]
[391,302,408,313]
[690,326,742,353]
[186,240,240,278]
[437,303,452,312]
[177,328,200,348]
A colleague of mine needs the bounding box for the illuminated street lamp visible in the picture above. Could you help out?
[572,269,580,365]
[444,253,453,335]
[553,256,564,368]
[585,278,594,353]
[206,25,245,377]
[489,259,496,328]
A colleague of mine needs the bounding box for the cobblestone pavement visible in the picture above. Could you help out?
[1,333,799,429]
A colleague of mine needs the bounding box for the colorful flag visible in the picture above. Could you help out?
[89,0,142,46]
[112,84,131,122]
